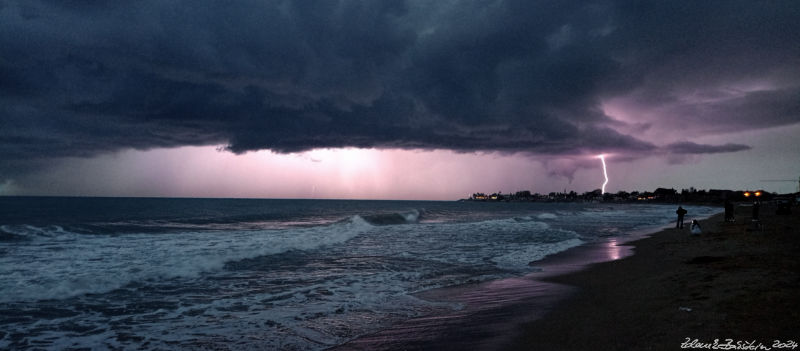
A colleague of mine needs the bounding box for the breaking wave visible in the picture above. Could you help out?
[0,217,371,302]
[360,209,421,225]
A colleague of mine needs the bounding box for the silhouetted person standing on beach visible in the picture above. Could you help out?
[752,201,760,221]
[676,206,687,229]
[724,200,735,222]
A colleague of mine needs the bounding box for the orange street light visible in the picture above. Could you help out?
[743,191,751,197]
[754,191,762,197]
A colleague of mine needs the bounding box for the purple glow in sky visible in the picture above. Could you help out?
[1,1,799,199]
[4,122,799,199]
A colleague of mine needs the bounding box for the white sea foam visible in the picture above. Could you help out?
[403,209,421,222]
[1,224,75,238]
[0,202,723,350]
[493,237,583,271]
[0,216,372,302]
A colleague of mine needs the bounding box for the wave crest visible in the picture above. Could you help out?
[0,217,371,302]
[360,209,420,226]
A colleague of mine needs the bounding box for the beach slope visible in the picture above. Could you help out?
[512,204,800,350]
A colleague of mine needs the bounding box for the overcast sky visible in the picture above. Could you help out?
[1,1,799,199]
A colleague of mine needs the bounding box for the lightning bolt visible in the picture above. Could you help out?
[598,154,609,194]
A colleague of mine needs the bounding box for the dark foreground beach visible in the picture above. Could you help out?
[336,203,799,350]
[512,203,800,350]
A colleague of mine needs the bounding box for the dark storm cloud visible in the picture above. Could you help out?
[664,142,751,155]
[1,0,799,170]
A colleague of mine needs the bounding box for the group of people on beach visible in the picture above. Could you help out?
[677,199,764,235]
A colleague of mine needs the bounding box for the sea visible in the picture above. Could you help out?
[0,197,719,350]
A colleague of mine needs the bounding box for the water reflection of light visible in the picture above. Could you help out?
[607,238,621,260]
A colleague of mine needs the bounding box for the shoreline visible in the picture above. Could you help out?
[511,203,799,350]
[332,208,723,350]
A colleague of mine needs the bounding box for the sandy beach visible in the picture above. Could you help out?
[335,203,799,350]
[512,203,800,350]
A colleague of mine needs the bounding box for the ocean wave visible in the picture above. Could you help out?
[360,209,421,225]
[465,217,551,232]
[492,237,583,271]
[0,216,372,302]
[0,224,76,239]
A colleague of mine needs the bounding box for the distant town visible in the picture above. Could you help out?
[462,187,800,204]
